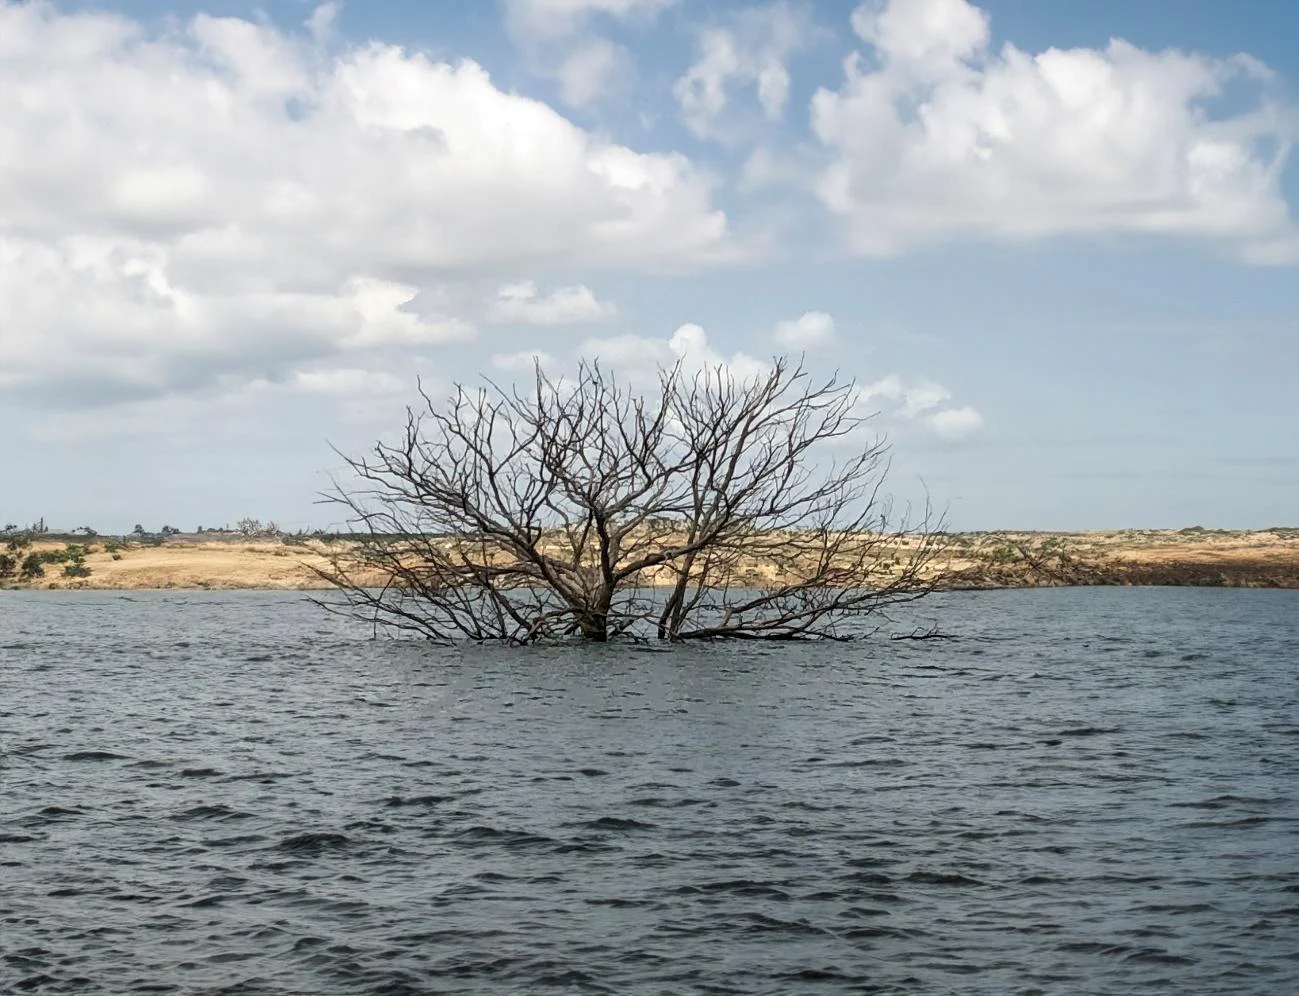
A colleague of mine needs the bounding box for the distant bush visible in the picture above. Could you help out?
[237,518,281,539]
[36,543,91,565]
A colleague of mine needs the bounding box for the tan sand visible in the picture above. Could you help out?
[7,528,1297,591]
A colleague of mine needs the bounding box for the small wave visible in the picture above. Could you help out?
[1181,816,1270,829]
[218,771,296,782]
[846,871,893,885]
[906,871,984,886]
[201,833,268,848]
[276,831,352,853]
[170,804,251,822]
[17,806,84,825]
[807,757,907,768]
[1124,947,1198,965]
[569,816,656,831]
[1134,902,1217,914]
[1168,794,1281,809]
[453,826,555,848]
[61,750,127,762]
[840,925,919,940]
[1056,726,1122,737]
[780,800,849,812]
[583,897,660,908]
[673,880,791,900]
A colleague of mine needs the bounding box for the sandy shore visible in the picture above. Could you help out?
[943,528,1299,589]
[4,528,1296,591]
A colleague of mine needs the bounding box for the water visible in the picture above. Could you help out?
[2,587,1297,995]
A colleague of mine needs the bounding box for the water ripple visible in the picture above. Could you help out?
[1,586,1297,994]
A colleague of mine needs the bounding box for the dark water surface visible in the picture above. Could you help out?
[2,587,1298,994]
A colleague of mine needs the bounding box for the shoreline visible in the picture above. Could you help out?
[4,528,1296,592]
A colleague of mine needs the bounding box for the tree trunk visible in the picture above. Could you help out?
[578,612,608,641]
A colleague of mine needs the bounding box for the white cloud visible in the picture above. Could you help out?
[0,2,731,407]
[574,326,980,441]
[773,310,835,349]
[488,281,616,326]
[305,1,342,43]
[506,0,674,107]
[928,405,984,439]
[492,349,560,373]
[557,38,628,106]
[288,367,407,399]
[505,0,677,40]
[858,374,982,439]
[581,323,768,384]
[0,234,470,404]
[675,3,815,140]
[897,380,950,418]
[26,360,419,443]
[811,0,1298,260]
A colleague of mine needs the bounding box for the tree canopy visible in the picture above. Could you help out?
[316,358,947,643]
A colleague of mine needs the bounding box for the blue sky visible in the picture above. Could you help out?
[1,0,1296,533]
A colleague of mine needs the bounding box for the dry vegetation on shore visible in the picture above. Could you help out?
[4,527,1296,591]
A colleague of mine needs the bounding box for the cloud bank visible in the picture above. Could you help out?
[810,0,1297,260]
[0,1,728,403]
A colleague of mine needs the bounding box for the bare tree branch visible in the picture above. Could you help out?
[312,358,950,643]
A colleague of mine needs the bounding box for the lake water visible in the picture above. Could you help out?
[2,587,1297,994]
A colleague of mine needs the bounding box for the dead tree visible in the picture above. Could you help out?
[313,358,948,642]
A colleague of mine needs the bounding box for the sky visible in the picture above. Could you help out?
[1,0,1296,534]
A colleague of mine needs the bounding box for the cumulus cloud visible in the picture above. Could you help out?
[675,3,816,140]
[580,323,768,383]
[505,0,677,40]
[773,311,835,349]
[492,349,560,373]
[488,281,615,325]
[505,0,675,107]
[928,405,983,440]
[0,2,730,407]
[811,0,1298,259]
[486,319,982,443]
[858,373,982,439]
[0,233,473,404]
[556,38,627,106]
[289,367,407,398]
[576,322,981,440]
